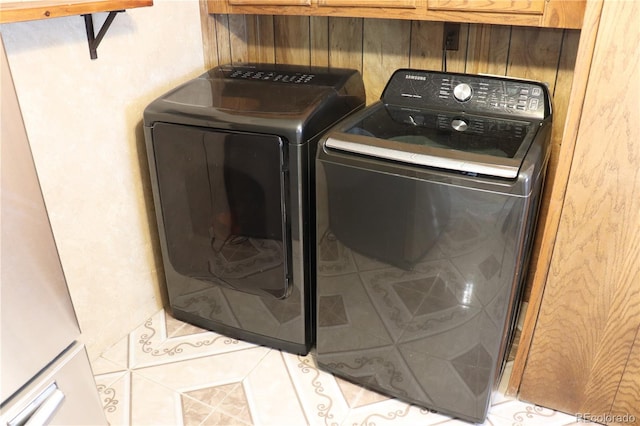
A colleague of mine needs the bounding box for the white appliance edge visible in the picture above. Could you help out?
[1,35,106,425]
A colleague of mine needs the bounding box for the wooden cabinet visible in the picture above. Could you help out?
[221,0,421,9]
[208,0,585,28]
[511,0,640,423]
[427,0,544,14]
[319,0,418,8]
[228,0,310,5]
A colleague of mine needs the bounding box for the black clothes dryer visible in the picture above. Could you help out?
[315,69,551,422]
[143,64,365,355]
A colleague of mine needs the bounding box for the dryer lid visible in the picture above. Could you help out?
[162,64,359,115]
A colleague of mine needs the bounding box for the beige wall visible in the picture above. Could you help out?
[1,0,205,359]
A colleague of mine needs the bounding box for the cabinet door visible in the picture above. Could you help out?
[318,0,417,8]
[427,0,544,14]
[209,0,583,28]
[229,0,311,5]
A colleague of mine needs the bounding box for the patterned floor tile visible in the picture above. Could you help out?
[91,356,127,376]
[351,386,391,409]
[482,415,527,426]
[92,309,579,426]
[128,310,258,369]
[100,332,130,370]
[132,346,271,393]
[180,394,215,425]
[487,400,577,426]
[130,373,183,425]
[561,423,597,426]
[201,409,253,426]
[244,350,309,426]
[335,377,390,409]
[212,383,254,424]
[95,371,131,426]
[340,400,449,426]
[335,377,365,408]
[282,351,351,426]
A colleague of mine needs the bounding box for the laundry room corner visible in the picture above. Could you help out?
[0,0,206,361]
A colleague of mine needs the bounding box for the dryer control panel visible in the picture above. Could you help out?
[382,69,550,120]
[217,64,347,87]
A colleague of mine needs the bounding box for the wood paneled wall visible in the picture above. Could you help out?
[199,9,580,300]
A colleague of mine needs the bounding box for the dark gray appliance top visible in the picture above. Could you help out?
[143,63,365,144]
[322,69,552,179]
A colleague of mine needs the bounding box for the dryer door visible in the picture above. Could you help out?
[152,123,291,299]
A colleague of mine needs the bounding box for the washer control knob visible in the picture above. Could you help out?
[451,118,469,132]
[453,83,473,102]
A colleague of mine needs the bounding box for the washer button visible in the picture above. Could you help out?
[451,118,469,132]
[529,98,539,110]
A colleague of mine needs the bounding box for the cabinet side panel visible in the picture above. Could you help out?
[507,0,602,397]
[519,0,640,415]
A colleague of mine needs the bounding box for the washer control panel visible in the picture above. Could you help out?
[382,69,550,120]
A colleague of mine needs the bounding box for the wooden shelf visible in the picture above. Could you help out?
[0,0,153,24]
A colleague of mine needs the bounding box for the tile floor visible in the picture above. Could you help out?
[91,309,582,426]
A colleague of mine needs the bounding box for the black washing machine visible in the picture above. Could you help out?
[143,63,365,355]
[315,69,551,422]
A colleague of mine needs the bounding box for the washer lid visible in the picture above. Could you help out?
[325,103,542,179]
